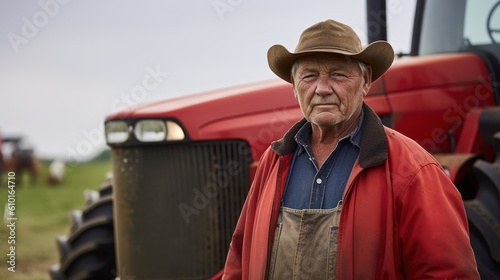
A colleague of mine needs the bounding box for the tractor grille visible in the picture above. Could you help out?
[112,140,252,279]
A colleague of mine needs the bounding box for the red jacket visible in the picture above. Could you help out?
[223,105,479,279]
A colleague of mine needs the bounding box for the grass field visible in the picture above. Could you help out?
[0,160,112,280]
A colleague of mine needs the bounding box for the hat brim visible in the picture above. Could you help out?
[267,41,394,83]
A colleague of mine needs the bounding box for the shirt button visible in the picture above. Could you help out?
[316,178,322,184]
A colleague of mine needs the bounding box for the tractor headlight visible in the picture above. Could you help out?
[165,120,185,141]
[105,119,187,145]
[134,120,167,142]
[133,120,186,142]
[105,121,130,144]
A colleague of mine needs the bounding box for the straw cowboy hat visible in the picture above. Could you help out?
[267,19,394,83]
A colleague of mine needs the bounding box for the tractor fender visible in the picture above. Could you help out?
[456,106,500,159]
[432,153,481,200]
[479,106,500,148]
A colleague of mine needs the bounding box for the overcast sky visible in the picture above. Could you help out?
[0,0,415,161]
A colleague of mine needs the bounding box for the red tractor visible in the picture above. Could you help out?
[51,0,500,279]
[0,136,39,186]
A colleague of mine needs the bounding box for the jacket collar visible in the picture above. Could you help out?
[271,103,388,168]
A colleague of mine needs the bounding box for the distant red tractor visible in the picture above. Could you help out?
[0,136,39,186]
[51,0,500,279]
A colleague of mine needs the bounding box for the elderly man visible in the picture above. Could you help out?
[222,19,479,279]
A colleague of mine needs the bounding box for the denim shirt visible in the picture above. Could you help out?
[282,110,364,209]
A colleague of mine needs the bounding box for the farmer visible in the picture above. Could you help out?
[222,19,479,279]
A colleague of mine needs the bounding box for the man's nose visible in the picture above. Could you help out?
[315,75,333,96]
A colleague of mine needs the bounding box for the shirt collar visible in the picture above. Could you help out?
[294,108,364,154]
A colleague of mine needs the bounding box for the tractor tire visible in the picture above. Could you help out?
[465,132,500,279]
[50,182,117,280]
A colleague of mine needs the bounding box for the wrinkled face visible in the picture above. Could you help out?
[292,54,371,128]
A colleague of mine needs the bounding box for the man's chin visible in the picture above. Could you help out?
[309,112,342,123]
[309,117,342,127]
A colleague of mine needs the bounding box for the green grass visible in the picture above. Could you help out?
[0,160,112,280]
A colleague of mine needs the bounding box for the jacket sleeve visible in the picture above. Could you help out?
[398,163,480,279]
[222,172,262,280]
[222,198,247,279]
[222,148,277,280]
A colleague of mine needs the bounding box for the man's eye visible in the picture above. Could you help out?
[332,73,346,77]
[302,74,316,80]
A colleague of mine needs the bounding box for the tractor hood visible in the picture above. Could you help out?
[382,53,491,93]
[105,80,303,143]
